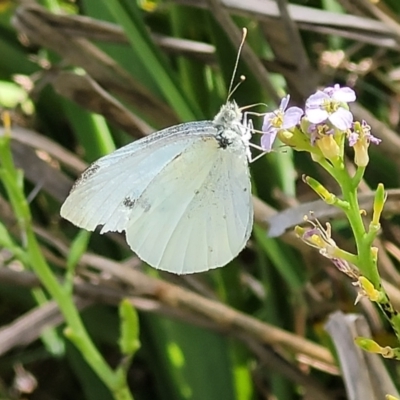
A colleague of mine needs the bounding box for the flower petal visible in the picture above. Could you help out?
[332,87,356,103]
[279,95,290,111]
[348,131,358,147]
[329,108,353,130]
[262,112,276,133]
[306,91,329,108]
[302,227,320,240]
[306,108,329,124]
[282,107,303,129]
[261,129,278,152]
[368,134,381,145]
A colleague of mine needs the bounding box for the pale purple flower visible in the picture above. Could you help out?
[299,222,336,257]
[305,85,356,131]
[297,219,359,279]
[348,120,381,147]
[261,95,303,151]
[348,120,380,167]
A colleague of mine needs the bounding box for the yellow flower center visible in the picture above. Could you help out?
[323,99,339,113]
[271,111,284,128]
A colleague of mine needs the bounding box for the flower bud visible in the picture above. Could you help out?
[317,135,340,160]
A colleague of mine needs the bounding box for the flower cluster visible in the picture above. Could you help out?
[267,86,400,360]
[265,85,383,292]
[261,85,380,166]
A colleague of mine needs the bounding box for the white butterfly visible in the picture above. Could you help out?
[61,100,255,274]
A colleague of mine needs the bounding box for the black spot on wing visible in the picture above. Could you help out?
[82,163,100,180]
[123,196,136,209]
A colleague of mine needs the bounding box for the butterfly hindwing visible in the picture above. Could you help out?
[125,136,252,273]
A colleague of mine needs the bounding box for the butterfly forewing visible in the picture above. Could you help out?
[60,122,216,233]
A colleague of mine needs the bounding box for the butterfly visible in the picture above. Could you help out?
[61,101,255,274]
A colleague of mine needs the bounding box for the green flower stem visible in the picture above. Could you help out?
[352,166,365,188]
[316,160,373,279]
[313,157,336,178]
[0,133,133,400]
[333,247,359,266]
[337,170,380,285]
[321,160,400,342]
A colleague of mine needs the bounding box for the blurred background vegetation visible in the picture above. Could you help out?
[2,0,400,399]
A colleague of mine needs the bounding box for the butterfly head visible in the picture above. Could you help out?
[213,101,242,128]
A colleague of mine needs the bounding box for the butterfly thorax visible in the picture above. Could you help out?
[213,101,249,156]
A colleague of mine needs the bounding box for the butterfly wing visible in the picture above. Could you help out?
[60,122,215,233]
[125,137,253,274]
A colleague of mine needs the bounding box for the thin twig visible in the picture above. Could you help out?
[0,297,91,356]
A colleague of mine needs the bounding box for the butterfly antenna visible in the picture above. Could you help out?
[229,75,246,99]
[227,27,247,101]
[240,102,268,111]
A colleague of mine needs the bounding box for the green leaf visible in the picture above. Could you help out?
[118,299,140,356]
